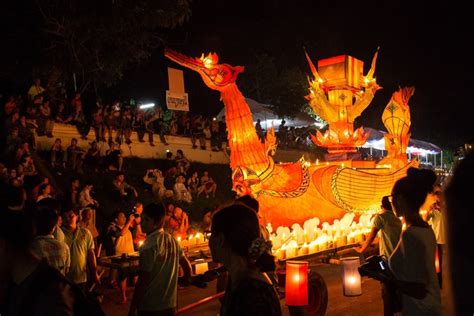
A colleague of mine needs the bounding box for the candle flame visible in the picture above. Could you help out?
[293,274,301,282]
[347,276,357,285]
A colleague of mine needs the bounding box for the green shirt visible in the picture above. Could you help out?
[62,226,94,284]
[138,229,183,311]
[372,211,402,258]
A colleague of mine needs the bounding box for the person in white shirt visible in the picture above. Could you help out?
[78,207,99,254]
[108,211,135,304]
[79,183,99,208]
[173,175,192,203]
[143,169,166,199]
[388,168,441,316]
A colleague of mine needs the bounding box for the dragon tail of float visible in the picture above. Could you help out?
[313,160,419,213]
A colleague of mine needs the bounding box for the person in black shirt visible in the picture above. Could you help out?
[209,204,281,316]
[133,110,155,146]
[103,141,123,172]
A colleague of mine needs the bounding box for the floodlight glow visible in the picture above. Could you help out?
[139,103,155,109]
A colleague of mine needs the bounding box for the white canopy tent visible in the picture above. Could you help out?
[362,128,444,168]
[215,97,443,166]
[362,128,442,155]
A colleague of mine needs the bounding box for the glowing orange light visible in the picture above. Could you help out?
[285,261,308,306]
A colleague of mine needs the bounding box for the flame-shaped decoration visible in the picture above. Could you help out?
[199,53,219,68]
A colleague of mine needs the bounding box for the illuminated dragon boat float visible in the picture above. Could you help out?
[165,48,417,257]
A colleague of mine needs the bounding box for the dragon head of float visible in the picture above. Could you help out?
[164,49,244,91]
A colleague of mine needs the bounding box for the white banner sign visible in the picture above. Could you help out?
[166,90,189,111]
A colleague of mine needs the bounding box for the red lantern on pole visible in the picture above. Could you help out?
[285,260,309,306]
[435,247,440,273]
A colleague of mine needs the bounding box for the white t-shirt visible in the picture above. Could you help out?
[429,208,446,245]
[115,225,135,255]
[174,183,192,203]
[389,226,441,315]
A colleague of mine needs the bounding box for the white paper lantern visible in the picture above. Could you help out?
[341,257,362,296]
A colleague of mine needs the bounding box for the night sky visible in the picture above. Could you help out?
[123,0,474,149]
[2,0,474,149]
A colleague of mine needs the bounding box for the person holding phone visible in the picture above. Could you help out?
[130,203,146,249]
[355,196,402,315]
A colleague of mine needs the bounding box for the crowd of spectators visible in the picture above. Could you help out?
[0,78,225,307]
[141,150,219,204]
[256,118,320,150]
[4,78,231,150]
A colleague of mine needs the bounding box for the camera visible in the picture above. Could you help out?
[133,213,140,218]
[358,255,392,283]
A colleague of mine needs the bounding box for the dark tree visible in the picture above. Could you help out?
[239,52,308,119]
[35,0,191,95]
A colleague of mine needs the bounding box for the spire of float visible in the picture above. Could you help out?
[365,46,380,81]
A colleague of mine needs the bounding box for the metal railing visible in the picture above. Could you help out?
[177,291,225,315]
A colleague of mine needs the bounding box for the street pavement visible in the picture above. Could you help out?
[102,241,450,316]
[102,262,385,316]
[101,254,451,315]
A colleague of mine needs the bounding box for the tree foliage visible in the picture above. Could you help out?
[239,53,308,118]
[36,0,191,93]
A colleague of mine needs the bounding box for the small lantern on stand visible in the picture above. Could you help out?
[285,261,309,306]
[341,257,362,296]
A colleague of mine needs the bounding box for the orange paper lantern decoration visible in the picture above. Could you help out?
[285,261,309,306]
